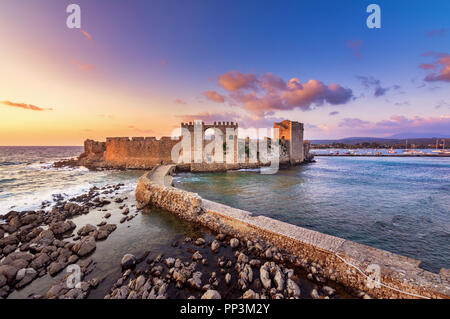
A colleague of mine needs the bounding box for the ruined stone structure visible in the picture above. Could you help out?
[76,120,312,170]
[274,120,304,165]
[181,121,239,172]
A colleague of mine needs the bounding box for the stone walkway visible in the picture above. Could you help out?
[147,164,176,186]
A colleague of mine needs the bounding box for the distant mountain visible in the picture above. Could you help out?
[309,136,449,145]
[387,132,450,139]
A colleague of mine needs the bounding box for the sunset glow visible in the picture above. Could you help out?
[1,0,449,145]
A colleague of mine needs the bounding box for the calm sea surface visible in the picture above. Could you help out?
[1,147,449,272]
[176,156,450,272]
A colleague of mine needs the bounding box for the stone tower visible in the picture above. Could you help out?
[273,120,304,165]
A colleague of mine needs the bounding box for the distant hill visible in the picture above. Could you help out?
[309,136,450,146]
[387,132,450,139]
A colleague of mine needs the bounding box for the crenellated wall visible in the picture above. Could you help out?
[76,120,313,170]
[78,137,181,169]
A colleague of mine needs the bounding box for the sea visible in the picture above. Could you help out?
[1,146,449,273]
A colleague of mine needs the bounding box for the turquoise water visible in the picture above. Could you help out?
[176,156,450,272]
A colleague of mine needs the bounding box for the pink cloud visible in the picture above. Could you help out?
[218,71,258,91]
[209,71,353,116]
[72,60,94,71]
[420,52,450,82]
[337,115,450,137]
[174,98,187,105]
[1,100,53,111]
[80,29,92,41]
[202,90,225,103]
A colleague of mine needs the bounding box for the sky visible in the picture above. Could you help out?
[0,0,449,145]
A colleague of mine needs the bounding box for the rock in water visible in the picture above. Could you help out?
[72,236,96,257]
[121,254,136,270]
[230,238,239,248]
[211,240,220,253]
[77,224,96,236]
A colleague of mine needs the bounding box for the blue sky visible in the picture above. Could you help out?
[0,0,449,144]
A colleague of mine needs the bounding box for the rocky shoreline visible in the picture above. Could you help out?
[106,233,351,299]
[0,183,357,299]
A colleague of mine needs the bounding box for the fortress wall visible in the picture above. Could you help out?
[103,137,181,169]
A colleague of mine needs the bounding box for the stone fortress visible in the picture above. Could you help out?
[77,119,313,171]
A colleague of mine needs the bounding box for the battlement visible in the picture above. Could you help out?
[181,121,238,129]
[79,120,308,170]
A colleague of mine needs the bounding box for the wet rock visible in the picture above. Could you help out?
[211,240,220,253]
[192,251,202,261]
[286,278,301,298]
[165,257,175,268]
[172,263,196,284]
[2,244,18,255]
[0,274,6,287]
[225,273,231,285]
[30,253,51,270]
[15,268,37,289]
[237,252,248,264]
[243,289,257,299]
[310,288,320,299]
[259,263,271,289]
[0,264,18,284]
[184,237,192,243]
[134,275,146,291]
[187,271,202,290]
[68,255,79,264]
[71,236,96,257]
[201,289,221,299]
[273,266,285,291]
[49,221,76,236]
[48,261,66,276]
[322,285,335,296]
[104,213,111,219]
[230,238,239,249]
[46,282,68,299]
[122,208,129,215]
[95,224,116,241]
[77,224,96,237]
[0,234,19,248]
[120,217,127,224]
[121,254,136,270]
[194,238,205,246]
[249,259,261,268]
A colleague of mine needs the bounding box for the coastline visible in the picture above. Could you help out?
[135,165,450,299]
[1,180,351,299]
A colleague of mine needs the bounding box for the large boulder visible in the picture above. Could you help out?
[72,236,96,257]
[121,254,136,270]
[15,268,37,289]
[77,224,96,237]
[0,264,19,284]
[30,253,51,270]
[0,234,19,248]
[230,238,239,249]
[49,221,76,236]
